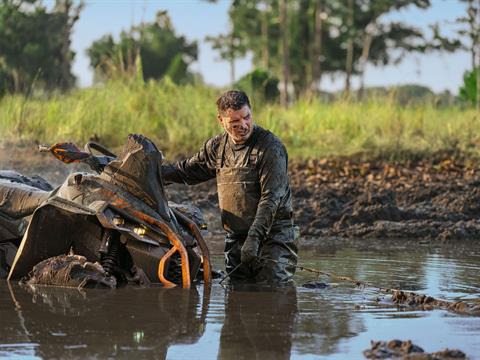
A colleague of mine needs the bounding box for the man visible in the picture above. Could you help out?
[162,90,298,285]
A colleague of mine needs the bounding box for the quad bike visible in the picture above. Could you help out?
[0,134,211,288]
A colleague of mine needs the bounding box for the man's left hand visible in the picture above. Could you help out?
[241,237,260,264]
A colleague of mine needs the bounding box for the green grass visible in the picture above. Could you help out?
[1,79,478,161]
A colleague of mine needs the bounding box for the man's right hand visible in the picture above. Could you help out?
[240,236,260,264]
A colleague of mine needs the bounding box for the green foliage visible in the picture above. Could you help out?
[0,81,478,161]
[87,11,197,85]
[0,0,81,94]
[222,0,433,97]
[459,68,478,106]
[235,69,279,105]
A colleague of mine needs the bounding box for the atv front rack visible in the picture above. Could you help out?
[105,190,212,288]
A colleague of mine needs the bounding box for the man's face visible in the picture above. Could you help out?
[217,105,254,144]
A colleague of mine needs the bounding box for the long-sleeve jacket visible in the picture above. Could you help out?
[162,125,293,243]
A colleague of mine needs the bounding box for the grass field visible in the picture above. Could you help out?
[1,79,478,160]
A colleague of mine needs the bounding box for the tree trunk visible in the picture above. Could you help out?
[229,57,235,87]
[358,22,375,100]
[344,0,354,97]
[55,0,83,90]
[476,0,480,112]
[230,32,236,86]
[280,0,289,107]
[311,0,323,94]
[261,4,269,71]
[468,0,476,70]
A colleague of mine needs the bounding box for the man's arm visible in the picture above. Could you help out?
[242,138,289,262]
[161,136,219,185]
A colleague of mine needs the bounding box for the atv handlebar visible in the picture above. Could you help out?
[38,142,117,174]
[84,142,117,158]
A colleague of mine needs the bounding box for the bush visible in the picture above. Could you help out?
[459,68,478,106]
[234,69,279,106]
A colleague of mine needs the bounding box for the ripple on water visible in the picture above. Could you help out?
[0,241,479,359]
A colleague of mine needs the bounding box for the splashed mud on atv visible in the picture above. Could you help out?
[0,134,212,288]
[24,255,116,289]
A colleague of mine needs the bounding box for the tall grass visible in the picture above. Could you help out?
[0,79,478,160]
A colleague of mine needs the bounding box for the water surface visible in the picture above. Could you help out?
[1,239,479,359]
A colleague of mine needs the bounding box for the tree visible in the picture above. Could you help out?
[87,11,197,84]
[459,68,478,106]
[205,31,245,86]
[353,0,431,98]
[454,0,479,109]
[219,0,436,101]
[0,0,82,94]
[311,0,326,93]
[235,69,279,104]
[53,0,84,90]
[279,0,289,106]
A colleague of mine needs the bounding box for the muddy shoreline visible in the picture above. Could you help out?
[2,144,480,242]
[168,156,480,243]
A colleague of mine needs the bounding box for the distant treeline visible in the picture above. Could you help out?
[0,0,478,107]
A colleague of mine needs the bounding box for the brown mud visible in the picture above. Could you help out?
[2,143,480,242]
[169,156,480,242]
[363,339,466,359]
[386,290,480,316]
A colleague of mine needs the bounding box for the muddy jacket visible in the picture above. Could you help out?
[162,125,293,243]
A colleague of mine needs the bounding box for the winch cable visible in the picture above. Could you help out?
[215,254,480,315]
[258,257,480,315]
[219,263,242,285]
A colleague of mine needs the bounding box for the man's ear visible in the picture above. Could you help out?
[217,113,223,126]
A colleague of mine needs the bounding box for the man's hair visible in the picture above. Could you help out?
[216,90,251,115]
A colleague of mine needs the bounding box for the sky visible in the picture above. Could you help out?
[61,0,473,94]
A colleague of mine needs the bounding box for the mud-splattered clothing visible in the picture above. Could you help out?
[162,125,298,284]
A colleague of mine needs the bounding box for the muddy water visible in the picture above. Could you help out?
[1,240,479,359]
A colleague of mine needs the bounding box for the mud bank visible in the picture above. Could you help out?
[3,143,480,241]
[167,157,480,242]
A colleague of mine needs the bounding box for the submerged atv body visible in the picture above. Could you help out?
[0,135,211,288]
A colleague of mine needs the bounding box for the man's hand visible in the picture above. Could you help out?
[241,237,260,264]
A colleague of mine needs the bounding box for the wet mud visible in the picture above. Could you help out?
[25,255,116,289]
[4,143,480,241]
[289,157,480,240]
[380,290,480,316]
[389,290,480,315]
[168,156,480,241]
[363,339,466,359]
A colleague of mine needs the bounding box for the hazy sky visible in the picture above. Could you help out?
[64,0,472,94]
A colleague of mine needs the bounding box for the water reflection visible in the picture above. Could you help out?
[218,284,297,360]
[1,240,479,359]
[2,283,209,359]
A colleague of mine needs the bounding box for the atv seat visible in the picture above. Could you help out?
[0,179,51,219]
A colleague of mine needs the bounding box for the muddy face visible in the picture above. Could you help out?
[217,105,253,144]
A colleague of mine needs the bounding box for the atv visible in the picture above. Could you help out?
[0,134,211,288]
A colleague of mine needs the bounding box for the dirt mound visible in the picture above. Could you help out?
[166,157,480,241]
[363,339,466,359]
[290,158,480,240]
[388,290,480,316]
[24,255,116,289]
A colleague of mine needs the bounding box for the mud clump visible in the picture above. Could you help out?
[302,280,329,289]
[24,254,116,289]
[363,339,466,359]
[389,290,480,316]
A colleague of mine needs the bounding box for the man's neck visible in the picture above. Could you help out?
[227,125,257,145]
